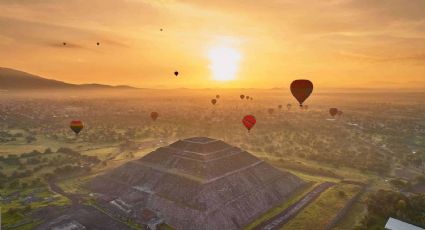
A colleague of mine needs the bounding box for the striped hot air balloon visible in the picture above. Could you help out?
[70,120,83,135]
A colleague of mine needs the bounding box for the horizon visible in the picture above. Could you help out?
[1,1,424,89]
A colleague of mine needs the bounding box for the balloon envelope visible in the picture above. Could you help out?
[290,79,313,106]
[70,120,83,134]
[211,99,217,105]
[216,94,220,99]
[151,112,159,121]
[246,96,250,100]
[329,108,338,117]
[242,115,256,131]
[240,94,245,100]
[278,105,283,109]
[174,71,179,76]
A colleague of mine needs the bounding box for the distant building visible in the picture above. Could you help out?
[385,217,424,230]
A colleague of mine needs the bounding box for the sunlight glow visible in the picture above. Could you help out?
[208,46,241,81]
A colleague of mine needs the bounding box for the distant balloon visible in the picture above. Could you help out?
[278,105,283,109]
[211,99,217,105]
[250,97,253,101]
[242,115,256,132]
[216,94,220,99]
[287,103,292,110]
[290,79,313,107]
[329,108,338,117]
[240,95,245,100]
[70,120,83,135]
[268,108,275,115]
[246,96,250,100]
[337,110,343,117]
[63,42,67,46]
[160,28,163,31]
[96,42,100,46]
[151,112,159,121]
[174,71,179,76]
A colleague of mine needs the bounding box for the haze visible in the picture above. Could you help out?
[1,0,424,89]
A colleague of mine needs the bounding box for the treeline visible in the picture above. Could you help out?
[356,190,425,229]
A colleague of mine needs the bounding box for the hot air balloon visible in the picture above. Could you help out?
[63,42,67,46]
[151,112,159,121]
[337,110,343,117]
[250,97,253,101]
[329,108,338,117]
[240,95,245,100]
[70,120,83,135]
[290,79,313,107]
[246,96,250,100]
[287,103,292,110]
[278,105,283,110]
[160,28,163,31]
[211,99,217,105]
[268,108,275,115]
[216,94,220,99]
[242,115,256,132]
[174,71,179,76]
[96,42,100,46]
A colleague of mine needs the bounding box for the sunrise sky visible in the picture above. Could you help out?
[0,0,424,89]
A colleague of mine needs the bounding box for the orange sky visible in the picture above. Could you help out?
[0,0,424,89]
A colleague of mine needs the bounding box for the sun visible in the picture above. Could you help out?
[208,46,241,81]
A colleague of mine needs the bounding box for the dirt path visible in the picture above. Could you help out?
[253,182,335,230]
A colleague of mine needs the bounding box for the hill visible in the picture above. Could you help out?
[0,67,135,90]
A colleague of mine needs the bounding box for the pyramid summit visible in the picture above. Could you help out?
[88,137,304,230]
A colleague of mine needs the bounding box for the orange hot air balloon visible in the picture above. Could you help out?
[211,99,217,105]
[290,79,313,107]
[216,94,220,99]
[70,120,83,135]
[329,108,338,117]
[240,94,245,100]
[242,115,256,132]
[174,71,179,76]
[268,108,275,115]
[150,112,159,121]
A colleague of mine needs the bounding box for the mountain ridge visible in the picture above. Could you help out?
[0,67,136,90]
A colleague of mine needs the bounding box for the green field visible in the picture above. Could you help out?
[282,183,361,230]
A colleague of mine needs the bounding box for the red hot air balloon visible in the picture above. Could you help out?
[242,115,256,132]
[70,120,83,135]
[211,99,217,105]
[329,108,338,117]
[290,79,313,107]
[151,112,159,121]
[240,94,245,100]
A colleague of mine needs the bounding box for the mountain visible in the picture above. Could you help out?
[0,67,135,90]
[88,137,304,230]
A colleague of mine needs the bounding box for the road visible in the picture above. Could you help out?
[253,182,335,230]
